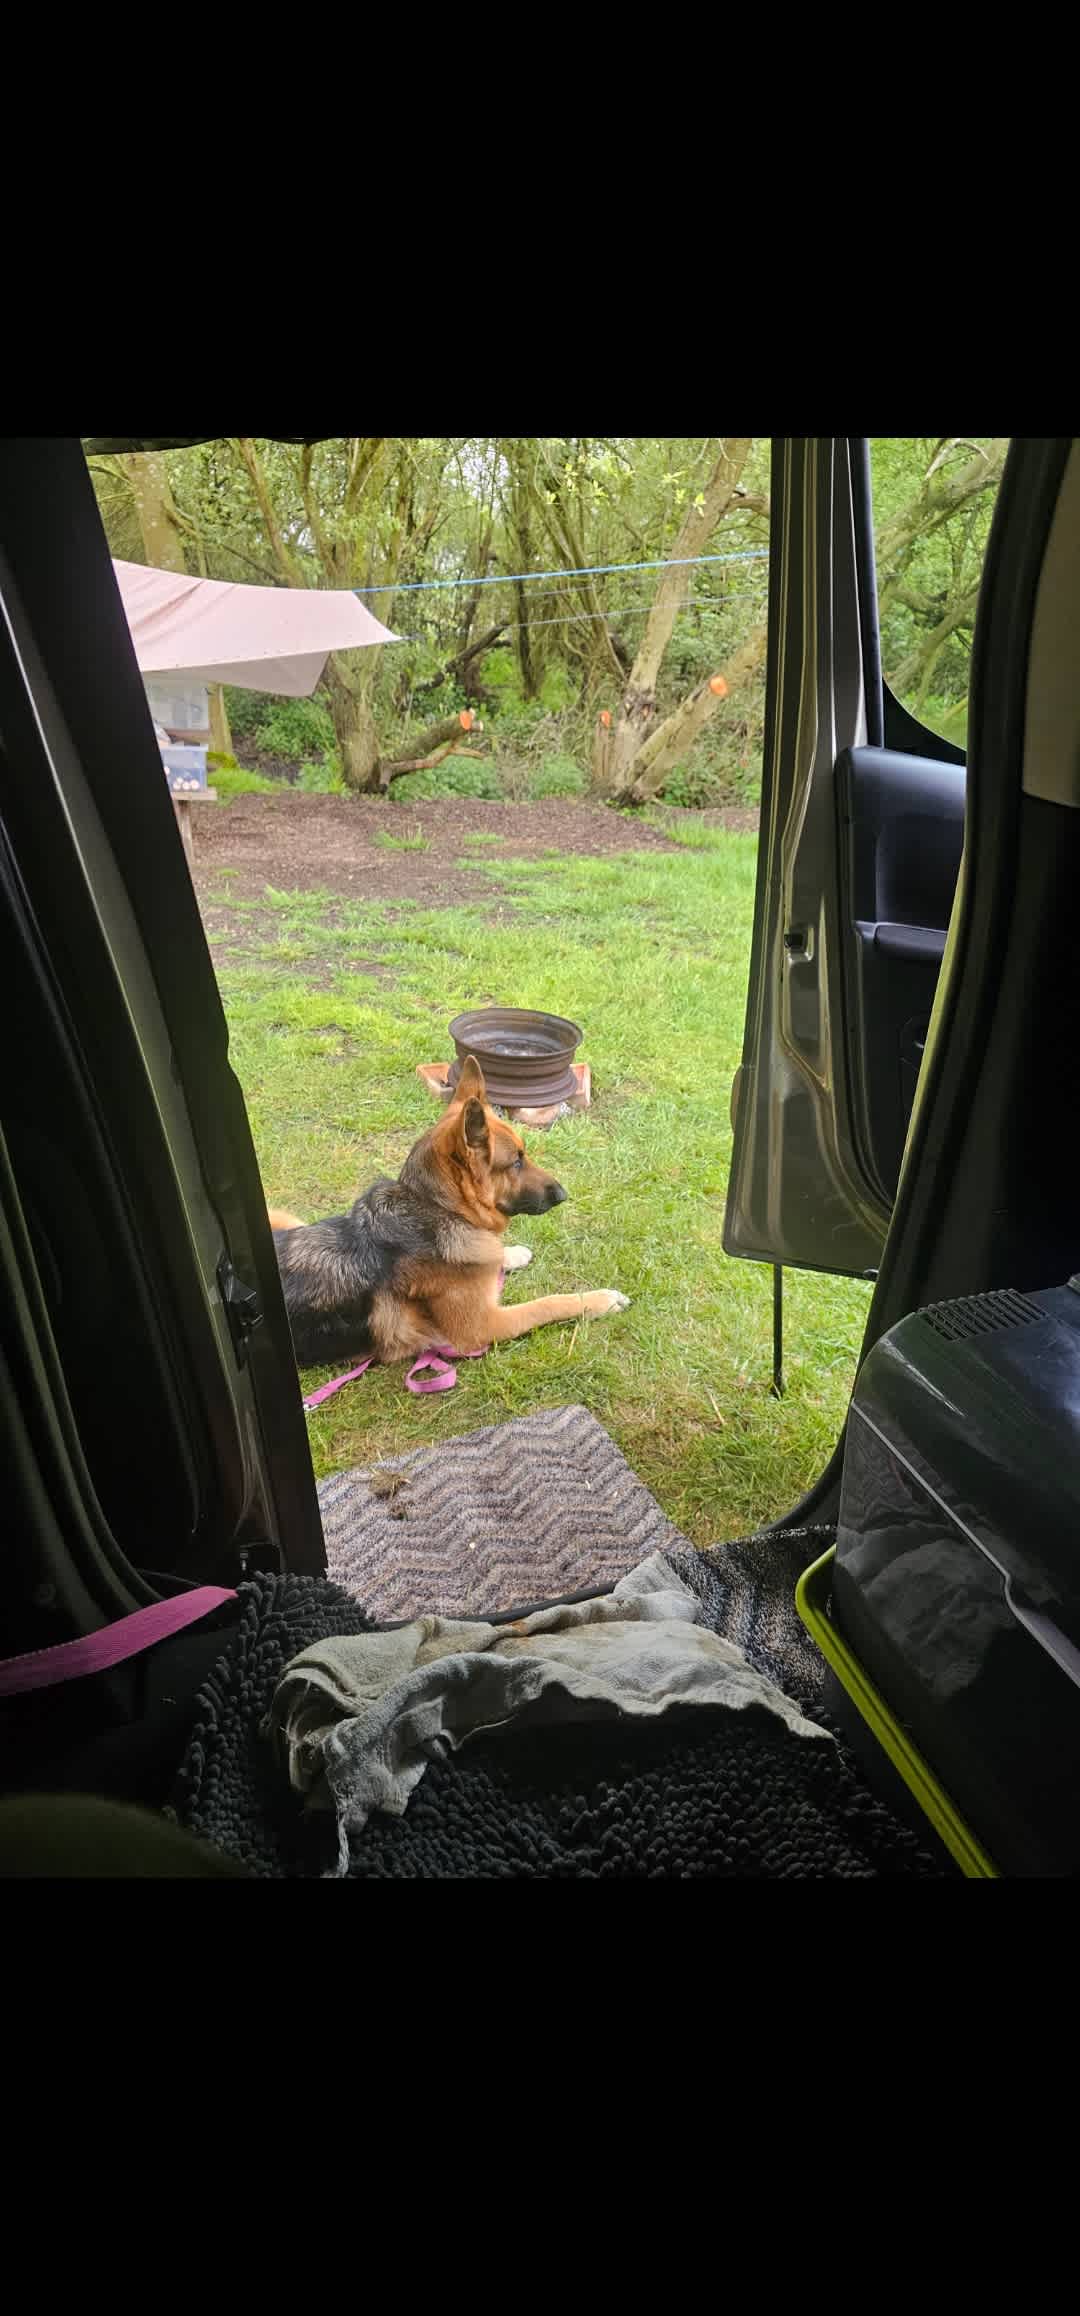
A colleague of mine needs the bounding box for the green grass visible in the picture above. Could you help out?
[207,838,872,1545]
[209,760,278,799]
[644,810,732,853]
[373,825,430,852]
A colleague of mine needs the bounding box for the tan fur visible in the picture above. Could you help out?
[488,1290,627,1338]
[271,1052,629,1365]
[268,1206,306,1231]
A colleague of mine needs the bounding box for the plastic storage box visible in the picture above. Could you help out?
[161,744,209,796]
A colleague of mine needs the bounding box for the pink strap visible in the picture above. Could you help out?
[303,1266,506,1410]
[0,1586,237,1700]
[303,1358,374,1410]
[405,1345,488,1394]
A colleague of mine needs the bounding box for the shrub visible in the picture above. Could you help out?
[222,689,266,739]
[207,753,277,798]
[389,756,503,804]
[254,695,337,763]
[527,753,586,800]
[479,646,518,696]
[537,662,577,713]
[297,754,344,793]
[659,761,729,810]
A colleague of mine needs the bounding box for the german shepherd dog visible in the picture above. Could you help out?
[269,1056,629,1371]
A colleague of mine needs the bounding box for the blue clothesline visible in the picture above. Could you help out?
[397,587,768,643]
[356,549,770,597]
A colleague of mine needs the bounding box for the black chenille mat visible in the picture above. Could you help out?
[167,1537,944,1879]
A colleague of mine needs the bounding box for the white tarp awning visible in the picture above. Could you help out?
[113,558,399,696]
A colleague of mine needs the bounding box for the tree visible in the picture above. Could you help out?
[498,438,547,701]
[873,438,1008,730]
[224,438,461,790]
[587,438,769,803]
[100,450,237,755]
[233,437,377,789]
[84,437,1003,811]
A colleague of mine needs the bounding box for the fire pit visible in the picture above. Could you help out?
[446,1007,583,1108]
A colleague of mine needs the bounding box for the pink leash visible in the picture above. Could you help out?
[302,1267,505,1411]
[303,1344,487,1409]
[0,1587,237,1700]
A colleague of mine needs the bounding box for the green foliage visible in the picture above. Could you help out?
[479,649,575,724]
[479,646,518,694]
[207,754,277,798]
[488,696,552,753]
[389,757,503,804]
[920,695,968,746]
[527,753,586,800]
[659,762,728,810]
[403,675,469,724]
[253,694,337,763]
[537,662,577,713]
[223,685,341,776]
[870,437,1004,743]
[296,755,345,793]
[222,688,267,739]
[90,436,1001,807]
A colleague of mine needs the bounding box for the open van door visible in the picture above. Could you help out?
[723,438,967,1283]
[0,438,325,1672]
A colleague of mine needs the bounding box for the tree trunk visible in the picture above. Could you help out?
[119,452,188,573]
[323,658,382,792]
[500,440,544,700]
[208,685,232,757]
[605,439,753,794]
[618,623,768,804]
[381,745,485,785]
[591,715,614,794]
[514,576,537,697]
[380,712,480,783]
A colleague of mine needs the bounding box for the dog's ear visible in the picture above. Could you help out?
[455,1054,487,1105]
[461,1096,491,1154]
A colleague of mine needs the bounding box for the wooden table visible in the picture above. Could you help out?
[172,786,218,869]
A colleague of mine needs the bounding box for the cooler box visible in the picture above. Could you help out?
[802,1279,1080,1878]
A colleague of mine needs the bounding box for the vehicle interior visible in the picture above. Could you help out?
[2,434,1077,1877]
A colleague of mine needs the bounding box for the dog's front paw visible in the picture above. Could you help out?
[582,1289,631,1316]
[502,1245,533,1271]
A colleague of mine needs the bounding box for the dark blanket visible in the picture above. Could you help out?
[168,1536,943,1878]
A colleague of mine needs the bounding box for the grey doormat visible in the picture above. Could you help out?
[316,1403,690,1622]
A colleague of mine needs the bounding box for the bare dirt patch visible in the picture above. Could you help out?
[190,792,711,910]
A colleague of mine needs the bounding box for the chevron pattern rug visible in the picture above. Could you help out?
[316,1403,690,1622]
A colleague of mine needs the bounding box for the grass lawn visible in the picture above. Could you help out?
[205,822,871,1546]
